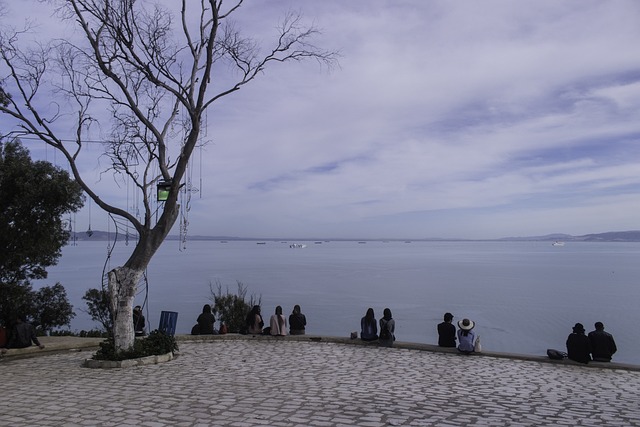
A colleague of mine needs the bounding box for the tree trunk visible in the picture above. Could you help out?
[108,266,144,351]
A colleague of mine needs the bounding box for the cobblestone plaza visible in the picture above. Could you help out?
[3,338,640,426]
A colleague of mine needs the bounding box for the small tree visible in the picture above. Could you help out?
[0,281,75,333]
[82,288,114,335]
[0,139,82,329]
[210,280,261,333]
[32,283,75,334]
[0,140,84,286]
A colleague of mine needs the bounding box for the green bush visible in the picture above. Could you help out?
[210,280,261,333]
[82,288,113,336]
[93,330,178,361]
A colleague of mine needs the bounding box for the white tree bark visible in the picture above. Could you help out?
[108,266,144,351]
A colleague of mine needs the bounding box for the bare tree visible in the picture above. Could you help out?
[0,0,337,351]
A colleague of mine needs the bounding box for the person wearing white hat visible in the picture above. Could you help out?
[456,318,477,354]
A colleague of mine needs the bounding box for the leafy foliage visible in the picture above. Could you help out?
[210,280,261,333]
[33,283,75,334]
[0,281,75,331]
[0,282,35,327]
[0,140,82,329]
[82,288,114,335]
[0,140,84,284]
[93,330,178,361]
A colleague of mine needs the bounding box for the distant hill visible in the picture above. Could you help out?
[499,230,640,242]
[576,230,640,242]
[71,230,640,243]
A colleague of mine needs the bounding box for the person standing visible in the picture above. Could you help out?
[456,318,477,354]
[437,312,456,347]
[588,322,617,362]
[289,304,307,335]
[133,306,146,337]
[566,323,591,364]
[360,308,378,341]
[270,306,287,336]
[379,308,395,348]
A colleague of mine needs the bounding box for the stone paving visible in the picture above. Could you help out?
[2,338,640,426]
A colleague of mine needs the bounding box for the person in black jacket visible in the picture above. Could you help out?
[588,322,617,362]
[133,306,146,337]
[196,304,216,335]
[437,312,456,347]
[289,304,307,335]
[566,323,591,364]
[1,315,45,354]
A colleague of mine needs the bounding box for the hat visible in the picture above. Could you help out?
[444,312,454,322]
[458,318,475,331]
[572,323,585,333]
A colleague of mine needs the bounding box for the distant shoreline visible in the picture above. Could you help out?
[68,230,640,243]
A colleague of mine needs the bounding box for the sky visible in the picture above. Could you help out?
[2,0,640,240]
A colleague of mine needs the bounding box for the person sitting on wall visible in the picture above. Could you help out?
[379,308,396,348]
[360,308,378,341]
[1,315,45,354]
[566,323,591,364]
[289,304,307,335]
[588,322,617,362]
[270,305,288,336]
[196,304,216,335]
[133,306,146,337]
[437,312,456,347]
[245,305,264,335]
[456,318,477,354]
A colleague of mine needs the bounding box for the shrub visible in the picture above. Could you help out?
[0,281,75,332]
[93,330,178,361]
[82,288,113,336]
[33,283,75,334]
[210,280,261,333]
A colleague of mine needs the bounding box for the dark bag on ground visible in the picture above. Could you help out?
[191,324,200,335]
[547,349,567,360]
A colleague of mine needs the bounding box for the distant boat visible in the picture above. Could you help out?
[552,241,565,247]
[290,243,306,249]
[257,242,266,245]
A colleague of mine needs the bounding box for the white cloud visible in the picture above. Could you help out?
[3,0,640,239]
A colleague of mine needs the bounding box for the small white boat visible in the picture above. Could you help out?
[290,243,307,249]
[552,241,565,247]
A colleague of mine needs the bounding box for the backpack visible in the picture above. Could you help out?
[547,349,568,360]
[379,321,392,340]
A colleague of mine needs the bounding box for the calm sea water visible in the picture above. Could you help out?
[35,240,640,364]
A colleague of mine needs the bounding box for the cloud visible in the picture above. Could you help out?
[3,0,640,239]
